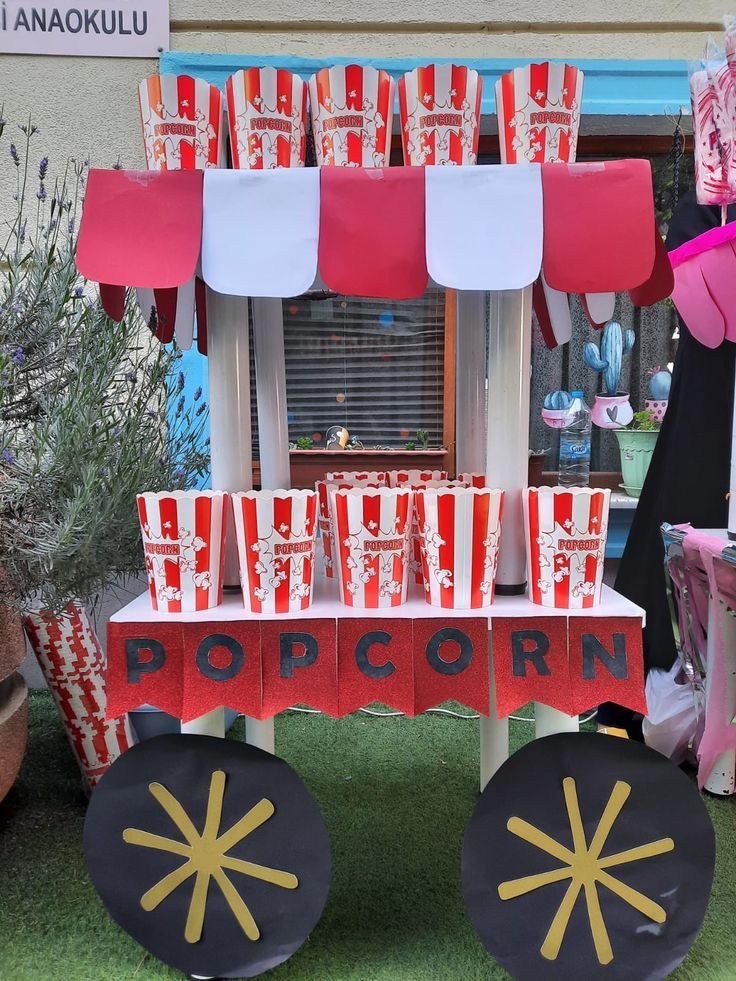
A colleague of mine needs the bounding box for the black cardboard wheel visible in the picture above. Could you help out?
[462,733,715,981]
[84,734,331,978]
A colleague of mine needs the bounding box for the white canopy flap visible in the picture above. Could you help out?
[584,291,616,326]
[424,164,543,291]
[201,168,320,298]
[541,273,573,345]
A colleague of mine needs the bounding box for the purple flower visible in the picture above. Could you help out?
[10,302,21,314]
[125,370,136,383]
[39,157,48,180]
[196,402,207,416]
[11,347,25,366]
[48,218,57,232]
[173,466,186,482]
[175,395,185,417]
[18,220,26,243]
[2,449,15,464]
[112,426,122,437]
[9,144,19,166]
[176,371,185,392]
[146,409,156,419]
[193,386,202,401]
[36,184,47,201]
[74,285,83,297]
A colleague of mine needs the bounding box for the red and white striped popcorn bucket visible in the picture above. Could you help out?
[138,74,225,171]
[316,478,383,578]
[332,488,413,608]
[495,62,583,165]
[523,486,611,609]
[415,487,505,609]
[137,491,228,613]
[404,479,468,583]
[24,604,132,789]
[309,64,395,167]
[232,490,318,613]
[325,470,388,484]
[457,472,487,488]
[398,64,482,166]
[387,469,448,487]
[226,67,308,169]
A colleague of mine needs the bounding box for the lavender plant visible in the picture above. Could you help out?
[0,119,209,613]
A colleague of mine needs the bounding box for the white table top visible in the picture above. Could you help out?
[111,575,645,626]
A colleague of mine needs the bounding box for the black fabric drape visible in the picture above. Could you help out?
[613,190,736,673]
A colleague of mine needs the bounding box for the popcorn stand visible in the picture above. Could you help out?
[77,59,716,980]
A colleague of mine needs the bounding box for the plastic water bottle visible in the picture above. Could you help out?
[558,391,591,487]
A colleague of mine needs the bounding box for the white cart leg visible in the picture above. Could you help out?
[486,288,532,593]
[181,709,226,738]
[704,597,736,794]
[481,631,509,790]
[534,704,579,738]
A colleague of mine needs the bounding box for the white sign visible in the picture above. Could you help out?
[0,1,169,57]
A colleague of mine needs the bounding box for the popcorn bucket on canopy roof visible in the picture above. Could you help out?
[226,67,308,170]
[332,488,413,608]
[523,486,611,609]
[415,487,505,609]
[309,64,395,167]
[495,62,583,165]
[232,490,318,613]
[398,64,483,166]
[137,491,228,613]
[138,74,225,172]
[316,478,384,579]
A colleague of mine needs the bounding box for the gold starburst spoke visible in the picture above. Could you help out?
[598,838,675,869]
[507,816,575,865]
[149,782,202,846]
[203,771,226,842]
[185,870,213,944]
[213,868,261,941]
[589,781,631,859]
[222,856,299,890]
[498,865,573,900]
[141,860,197,912]
[541,879,583,961]
[562,777,588,853]
[595,869,667,923]
[122,828,191,859]
[583,880,614,966]
[216,798,276,853]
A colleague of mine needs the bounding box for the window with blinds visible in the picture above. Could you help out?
[249,290,447,453]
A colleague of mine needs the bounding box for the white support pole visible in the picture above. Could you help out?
[704,597,736,795]
[729,376,736,540]
[486,288,532,593]
[181,710,226,738]
[534,704,579,739]
[480,630,510,790]
[207,289,253,587]
[252,297,291,491]
[455,291,487,475]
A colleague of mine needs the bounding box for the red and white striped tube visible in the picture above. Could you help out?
[332,488,412,608]
[308,64,395,167]
[232,490,317,613]
[398,64,482,166]
[495,62,583,165]
[387,469,448,487]
[415,487,505,609]
[137,491,228,613]
[226,67,308,170]
[24,604,131,789]
[523,486,611,609]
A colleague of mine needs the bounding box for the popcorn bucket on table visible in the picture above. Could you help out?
[387,469,448,487]
[457,472,487,488]
[226,67,308,170]
[309,64,394,167]
[138,74,225,171]
[523,487,611,609]
[403,479,468,584]
[137,491,228,613]
[332,488,413,608]
[316,478,383,579]
[232,490,318,613]
[398,64,482,166]
[495,62,583,165]
[326,470,388,484]
[415,487,505,609]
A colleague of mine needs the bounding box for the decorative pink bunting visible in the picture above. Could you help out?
[541,160,656,293]
[318,167,428,299]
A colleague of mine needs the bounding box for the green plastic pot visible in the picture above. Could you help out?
[614,428,659,498]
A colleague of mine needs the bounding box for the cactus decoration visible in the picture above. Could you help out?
[543,390,573,411]
[648,367,672,401]
[583,322,635,396]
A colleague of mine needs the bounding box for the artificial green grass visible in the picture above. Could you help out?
[1,692,735,980]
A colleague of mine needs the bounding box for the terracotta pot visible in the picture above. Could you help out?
[591,393,634,430]
[0,672,27,803]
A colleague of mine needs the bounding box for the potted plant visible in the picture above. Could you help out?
[614,410,660,498]
[0,124,209,787]
[583,321,636,429]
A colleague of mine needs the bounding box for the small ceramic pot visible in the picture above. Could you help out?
[591,393,634,430]
[645,398,668,423]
